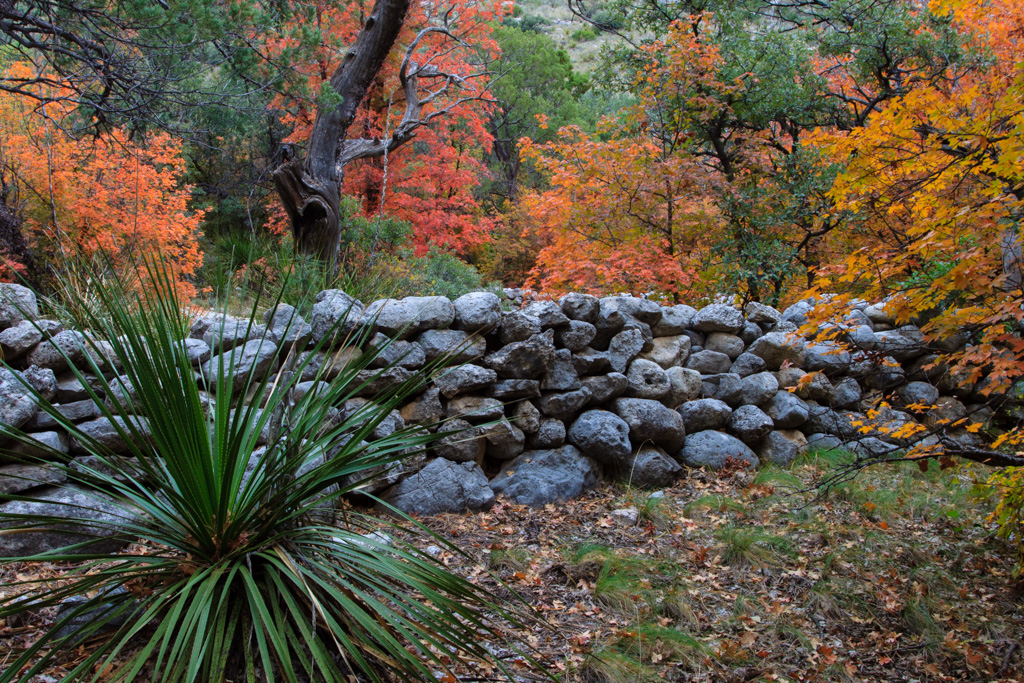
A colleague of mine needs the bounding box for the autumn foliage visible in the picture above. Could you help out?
[0,64,202,293]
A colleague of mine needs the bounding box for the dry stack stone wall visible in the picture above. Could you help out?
[0,283,993,531]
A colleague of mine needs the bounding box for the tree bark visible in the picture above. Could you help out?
[274,0,411,271]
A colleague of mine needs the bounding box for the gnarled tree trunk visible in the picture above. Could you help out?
[274,0,411,273]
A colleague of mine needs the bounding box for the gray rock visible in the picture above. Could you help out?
[3,431,68,459]
[640,335,690,369]
[781,299,814,326]
[559,293,600,324]
[572,348,610,376]
[678,398,732,432]
[489,379,541,400]
[567,410,632,469]
[0,283,38,328]
[746,332,806,370]
[896,381,940,407]
[652,305,697,336]
[555,320,597,352]
[849,437,895,457]
[527,417,566,449]
[662,367,701,408]
[625,359,670,400]
[686,350,733,375]
[294,380,329,402]
[0,320,43,359]
[766,391,809,429]
[759,430,804,466]
[433,365,498,399]
[739,322,763,346]
[417,329,486,364]
[510,400,541,433]
[744,301,782,324]
[679,431,759,470]
[368,336,426,370]
[923,396,968,428]
[482,419,526,460]
[522,300,570,328]
[183,338,212,367]
[730,352,767,378]
[700,373,744,407]
[24,366,58,401]
[537,387,591,422]
[728,405,774,445]
[607,328,645,373]
[874,330,925,362]
[581,373,629,405]
[485,330,556,379]
[832,377,862,410]
[380,459,494,515]
[704,332,745,360]
[692,304,744,333]
[202,317,266,354]
[0,485,136,556]
[864,302,894,325]
[434,420,482,462]
[446,396,504,423]
[490,446,599,506]
[803,342,853,376]
[400,387,444,424]
[26,330,88,372]
[364,296,455,340]
[0,372,38,438]
[0,463,67,495]
[498,311,541,344]
[298,347,360,381]
[804,406,863,439]
[541,349,582,391]
[795,372,835,404]
[625,446,682,489]
[740,372,779,406]
[612,397,686,452]
[202,339,280,391]
[599,296,662,328]
[453,292,502,333]
[70,416,152,456]
[860,356,905,391]
[806,433,844,452]
[263,304,311,352]
[26,399,101,430]
[849,325,877,350]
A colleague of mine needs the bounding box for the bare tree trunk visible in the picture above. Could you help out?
[274,0,411,272]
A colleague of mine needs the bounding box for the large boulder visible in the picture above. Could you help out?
[663,367,702,408]
[484,330,556,379]
[434,365,497,399]
[625,446,682,489]
[364,296,455,340]
[567,410,632,469]
[498,311,542,344]
[263,304,311,352]
[759,430,807,466]
[625,359,670,400]
[537,386,592,422]
[379,459,494,515]
[653,305,697,336]
[607,328,645,374]
[612,397,686,452]
[640,335,690,369]
[700,373,744,407]
[692,304,744,333]
[678,398,732,432]
[0,370,38,440]
[740,372,779,406]
[559,293,600,324]
[686,350,733,375]
[527,418,566,449]
[765,391,809,429]
[25,330,88,373]
[453,292,502,333]
[581,373,629,405]
[490,446,599,506]
[202,339,279,391]
[727,405,774,445]
[0,485,136,556]
[541,349,582,392]
[679,431,759,469]
[704,332,745,360]
[0,283,38,329]
[522,300,570,329]
[746,332,806,370]
[417,329,486,364]
[556,320,598,352]
[70,416,153,456]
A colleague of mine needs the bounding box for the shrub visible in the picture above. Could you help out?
[0,259,536,681]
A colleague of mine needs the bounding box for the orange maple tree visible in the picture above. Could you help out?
[0,63,203,294]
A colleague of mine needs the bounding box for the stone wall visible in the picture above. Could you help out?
[0,283,992,523]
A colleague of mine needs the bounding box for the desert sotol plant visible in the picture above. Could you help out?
[0,261,537,682]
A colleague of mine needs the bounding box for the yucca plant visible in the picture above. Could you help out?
[0,260,537,682]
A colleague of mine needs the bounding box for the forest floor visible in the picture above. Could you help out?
[2,450,1022,682]
[410,450,1024,682]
